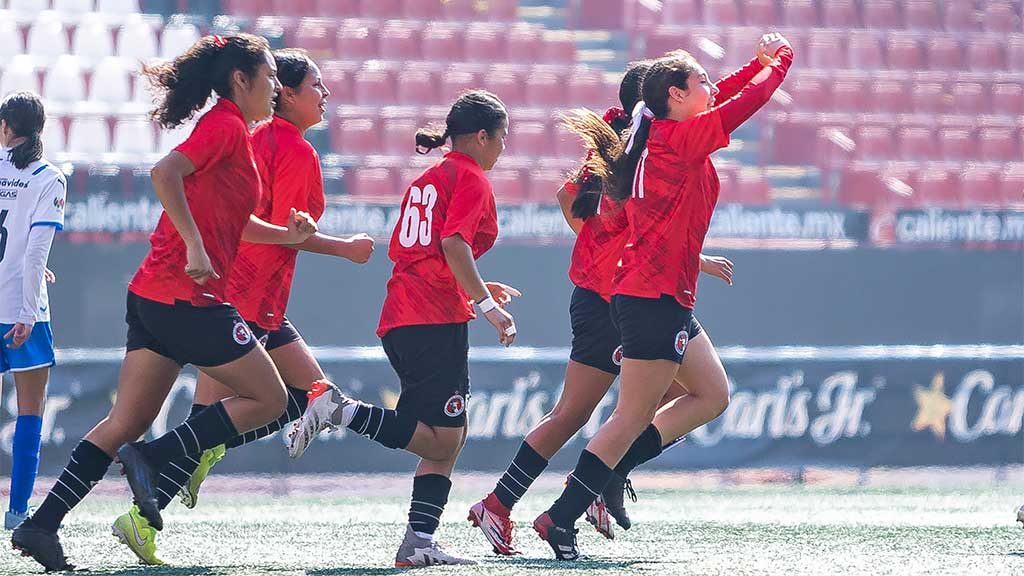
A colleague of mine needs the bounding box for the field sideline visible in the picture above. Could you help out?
[2,470,1024,575]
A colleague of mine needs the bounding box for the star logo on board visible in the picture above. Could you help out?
[912,372,953,441]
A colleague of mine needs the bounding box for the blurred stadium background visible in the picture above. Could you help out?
[0,0,1021,493]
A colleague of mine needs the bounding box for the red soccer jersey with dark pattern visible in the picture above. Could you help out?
[129,99,261,307]
[377,151,498,337]
[564,180,629,302]
[228,116,325,330]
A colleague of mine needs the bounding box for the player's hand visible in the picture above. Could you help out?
[484,307,517,347]
[485,281,522,309]
[44,268,56,284]
[185,242,220,285]
[287,208,318,244]
[700,255,734,285]
[4,322,33,349]
[342,233,374,264]
[757,32,791,65]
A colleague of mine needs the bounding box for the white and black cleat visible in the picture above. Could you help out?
[394,525,477,567]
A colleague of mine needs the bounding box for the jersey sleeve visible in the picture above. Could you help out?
[175,116,245,173]
[267,147,317,226]
[715,46,794,135]
[30,169,67,230]
[714,57,765,103]
[662,109,731,162]
[441,170,490,245]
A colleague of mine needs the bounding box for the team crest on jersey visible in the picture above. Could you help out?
[612,345,624,366]
[443,394,466,418]
[232,321,252,346]
[674,330,688,356]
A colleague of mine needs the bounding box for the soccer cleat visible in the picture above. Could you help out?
[11,517,75,572]
[585,495,615,540]
[117,442,163,531]
[394,525,477,567]
[287,380,354,459]
[601,473,636,530]
[533,512,579,561]
[5,509,28,531]
[180,444,226,509]
[467,495,520,555]
[112,505,164,565]
[1017,504,1024,526]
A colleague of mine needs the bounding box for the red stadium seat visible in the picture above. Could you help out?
[742,0,777,25]
[832,79,867,112]
[488,0,520,22]
[863,0,903,28]
[567,71,605,111]
[336,23,378,61]
[939,128,975,161]
[983,2,1022,33]
[222,0,270,17]
[897,127,938,159]
[992,83,1024,116]
[489,169,528,203]
[854,126,895,160]
[788,75,831,111]
[380,117,418,155]
[525,70,563,107]
[314,0,359,17]
[905,0,942,29]
[822,0,859,27]
[916,166,961,207]
[979,127,1019,162]
[730,169,771,205]
[849,32,884,70]
[661,0,700,25]
[887,36,924,70]
[506,25,541,63]
[1001,164,1024,206]
[402,0,442,19]
[943,0,982,32]
[354,68,397,105]
[379,23,421,61]
[421,23,464,62]
[870,80,911,113]
[704,0,740,25]
[528,169,570,202]
[781,0,819,27]
[840,162,918,208]
[960,164,1003,207]
[541,31,577,64]
[396,67,437,105]
[271,0,315,16]
[482,68,524,106]
[645,26,691,58]
[465,23,507,63]
[965,38,1005,71]
[927,36,962,69]
[439,67,478,102]
[320,60,359,103]
[911,82,948,114]
[360,0,402,19]
[512,122,550,157]
[443,0,485,20]
[807,32,846,69]
[1008,35,1024,71]
[335,117,380,156]
[292,18,334,59]
[350,167,398,199]
[951,82,990,114]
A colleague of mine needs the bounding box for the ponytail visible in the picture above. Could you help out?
[414,90,507,154]
[415,126,449,154]
[610,102,654,201]
[0,91,45,170]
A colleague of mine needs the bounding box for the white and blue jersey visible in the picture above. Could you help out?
[0,148,64,372]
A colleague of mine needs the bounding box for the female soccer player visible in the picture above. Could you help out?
[533,33,794,560]
[11,34,318,572]
[0,92,65,531]
[468,62,733,554]
[287,90,518,567]
[110,48,374,565]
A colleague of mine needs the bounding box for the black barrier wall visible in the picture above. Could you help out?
[3,350,1021,475]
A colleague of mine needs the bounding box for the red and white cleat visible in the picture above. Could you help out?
[585,494,615,539]
[467,494,520,556]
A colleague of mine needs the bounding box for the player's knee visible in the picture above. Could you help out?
[257,385,288,422]
[423,432,462,462]
[547,404,590,435]
[706,377,731,419]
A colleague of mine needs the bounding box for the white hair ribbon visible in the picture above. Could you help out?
[623,100,654,155]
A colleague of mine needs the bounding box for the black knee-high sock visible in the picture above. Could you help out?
[407,474,451,537]
[492,441,548,510]
[138,401,238,467]
[345,403,417,450]
[226,386,309,449]
[32,440,112,532]
[156,403,207,510]
[547,449,613,528]
[613,424,664,478]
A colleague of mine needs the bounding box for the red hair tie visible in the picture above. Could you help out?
[213,35,228,48]
[602,106,627,125]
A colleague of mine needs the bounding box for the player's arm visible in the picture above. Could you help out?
[556,182,584,235]
[441,235,516,347]
[715,41,793,135]
[6,225,55,348]
[713,57,765,103]
[699,253,734,285]
[151,151,222,284]
[294,232,374,263]
[242,211,318,245]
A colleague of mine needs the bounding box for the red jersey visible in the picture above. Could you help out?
[129,99,261,306]
[564,180,628,302]
[228,116,325,330]
[377,151,498,337]
[614,49,794,309]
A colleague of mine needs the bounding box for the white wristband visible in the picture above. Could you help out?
[476,295,498,313]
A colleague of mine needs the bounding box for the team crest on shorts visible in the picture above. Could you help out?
[674,330,688,356]
[232,321,252,346]
[443,394,466,417]
[612,345,624,366]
